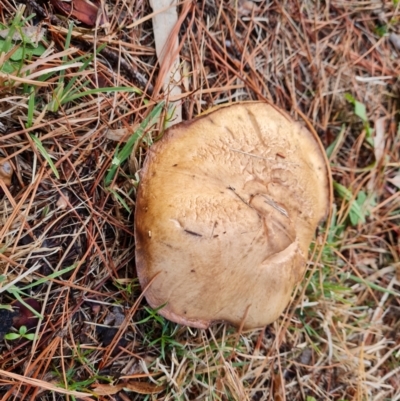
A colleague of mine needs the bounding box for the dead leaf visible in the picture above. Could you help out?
[124,380,165,394]
[92,380,165,396]
[103,306,125,326]
[388,172,400,189]
[91,383,122,396]
[0,26,45,45]
[238,0,260,15]
[356,256,378,270]
[105,127,134,142]
[56,191,69,210]
[50,0,107,27]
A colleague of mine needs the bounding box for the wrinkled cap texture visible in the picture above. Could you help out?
[135,102,331,329]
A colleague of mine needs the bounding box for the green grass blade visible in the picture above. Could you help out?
[326,124,346,160]
[62,86,141,104]
[105,101,165,186]
[344,274,400,297]
[19,264,77,290]
[61,43,107,97]
[9,289,43,319]
[30,134,60,179]
[60,23,74,81]
[26,90,35,128]
[107,188,132,213]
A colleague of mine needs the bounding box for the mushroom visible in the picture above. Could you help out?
[134,102,331,329]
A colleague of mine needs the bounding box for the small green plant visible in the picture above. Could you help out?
[137,305,167,325]
[0,5,47,75]
[147,321,184,361]
[333,181,376,226]
[375,24,388,37]
[138,306,185,360]
[344,93,374,145]
[113,278,139,295]
[54,367,102,394]
[73,344,97,371]
[52,358,111,399]
[43,23,141,113]
[4,325,36,341]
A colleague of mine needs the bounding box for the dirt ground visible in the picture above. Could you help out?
[0,1,399,400]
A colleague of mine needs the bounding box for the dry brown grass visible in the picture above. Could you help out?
[0,0,399,400]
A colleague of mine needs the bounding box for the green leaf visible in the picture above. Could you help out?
[354,100,367,122]
[30,134,60,179]
[345,93,368,122]
[19,325,27,335]
[0,9,23,54]
[356,190,367,206]
[0,60,19,74]
[344,93,355,104]
[375,25,388,37]
[4,333,20,340]
[333,181,365,225]
[9,42,46,61]
[349,208,362,226]
[24,333,36,341]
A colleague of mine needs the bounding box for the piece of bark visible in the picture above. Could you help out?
[373,117,386,164]
[150,0,182,126]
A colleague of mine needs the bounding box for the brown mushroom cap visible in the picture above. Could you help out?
[135,102,331,329]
